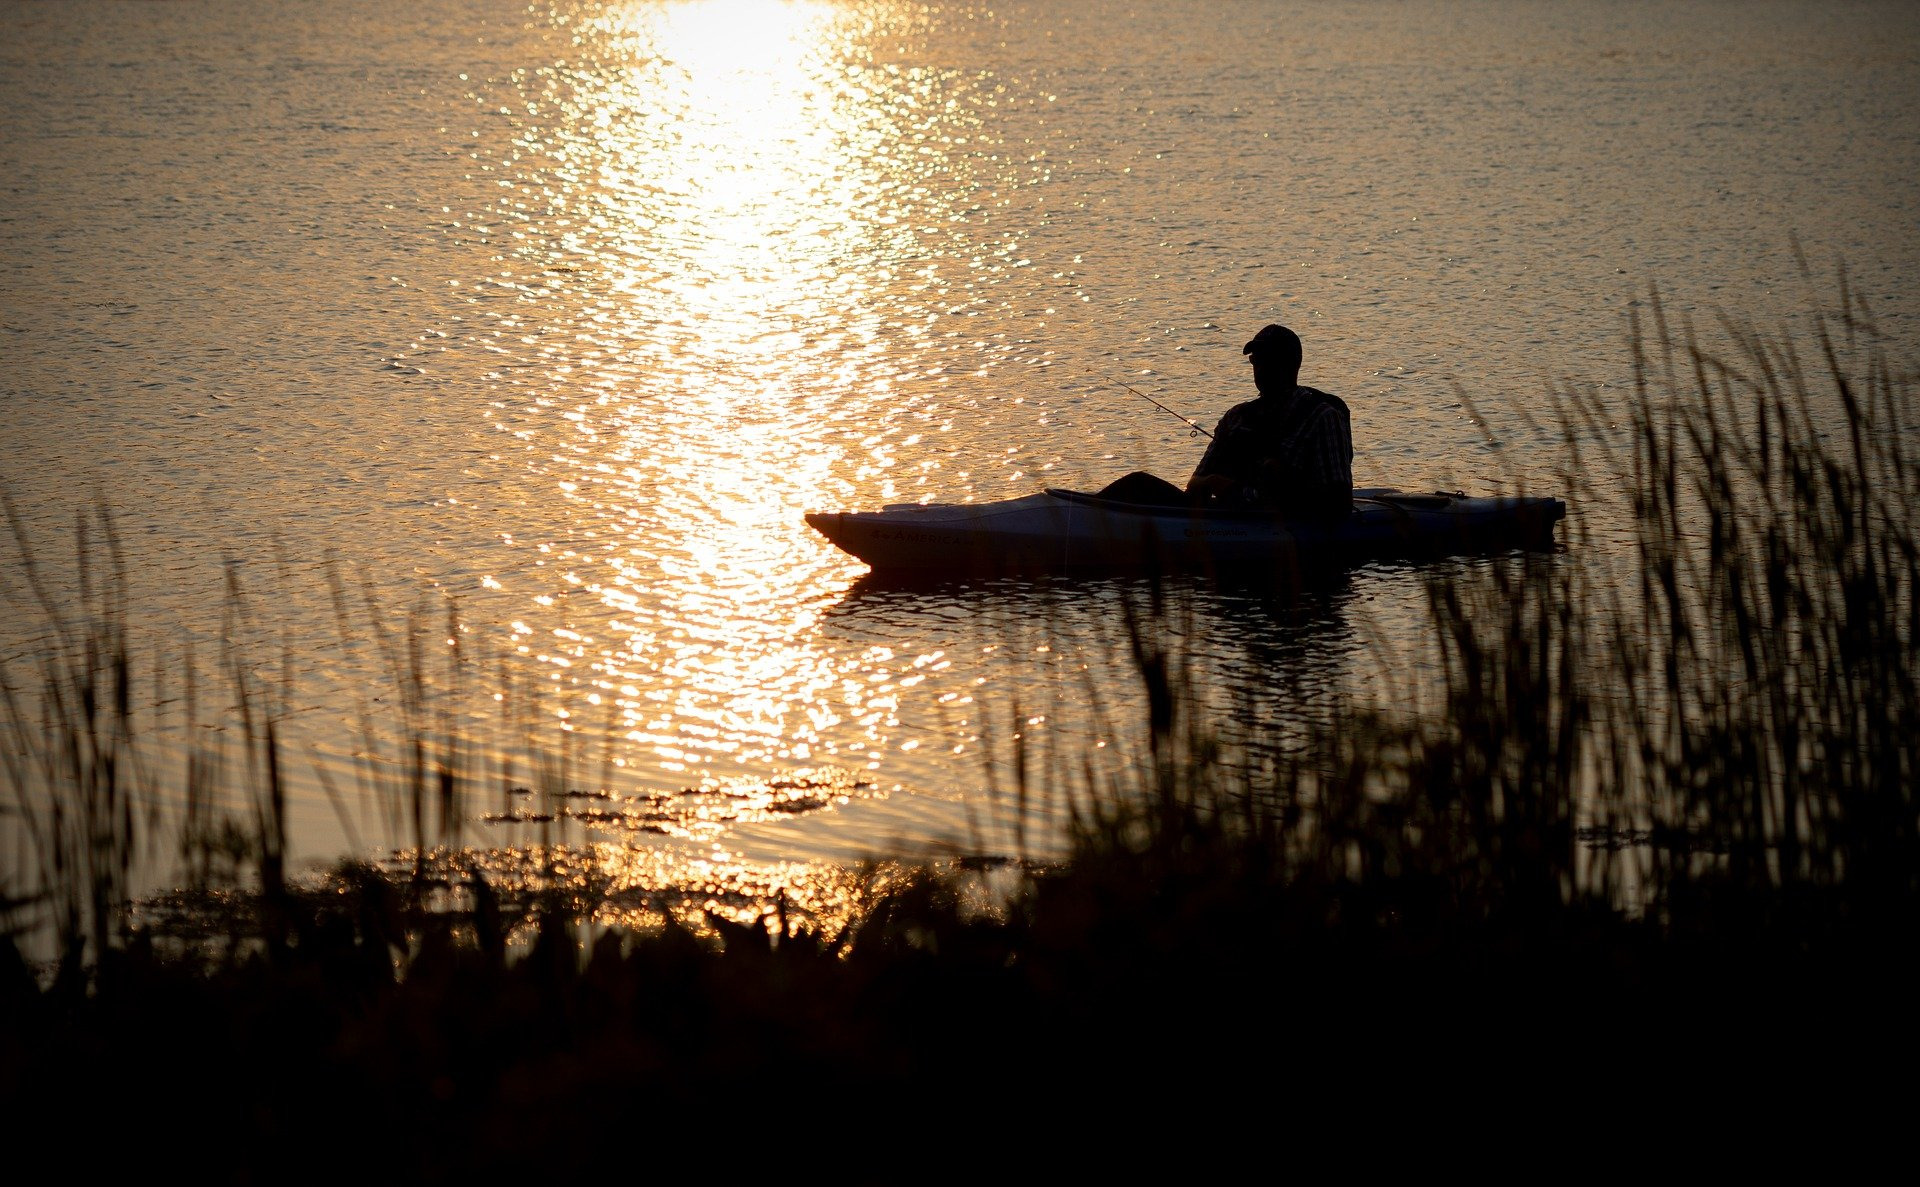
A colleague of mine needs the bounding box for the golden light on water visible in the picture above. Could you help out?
[500,0,965,807]
[588,0,867,339]
[425,0,1324,895]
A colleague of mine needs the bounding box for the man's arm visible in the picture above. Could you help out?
[1184,405,1247,494]
[1291,403,1353,510]
[1304,404,1353,493]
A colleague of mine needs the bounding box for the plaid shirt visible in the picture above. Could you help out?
[1189,385,1353,515]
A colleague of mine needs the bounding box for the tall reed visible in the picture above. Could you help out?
[0,502,154,975]
[0,518,516,971]
[1547,275,1917,919]
[1059,272,1917,938]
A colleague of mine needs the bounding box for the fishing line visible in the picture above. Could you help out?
[1089,369,1213,439]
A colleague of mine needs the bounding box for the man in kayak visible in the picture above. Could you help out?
[1187,323,1353,514]
[1101,323,1354,516]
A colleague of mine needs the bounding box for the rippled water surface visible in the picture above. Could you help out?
[4,0,1918,885]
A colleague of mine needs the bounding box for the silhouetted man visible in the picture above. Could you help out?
[1186,323,1352,516]
[1099,323,1353,516]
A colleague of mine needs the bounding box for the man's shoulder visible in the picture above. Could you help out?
[1296,385,1351,424]
[1297,384,1346,407]
[1223,387,1348,433]
[1215,399,1264,430]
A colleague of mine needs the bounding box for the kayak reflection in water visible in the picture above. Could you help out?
[1100,323,1354,518]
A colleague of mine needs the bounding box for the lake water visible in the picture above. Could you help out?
[3,0,1917,905]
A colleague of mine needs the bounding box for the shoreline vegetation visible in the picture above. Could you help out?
[4,280,1916,1168]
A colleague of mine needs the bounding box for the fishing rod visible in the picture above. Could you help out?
[1091,370,1213,439]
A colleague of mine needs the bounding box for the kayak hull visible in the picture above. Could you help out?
[805,487,1566,575]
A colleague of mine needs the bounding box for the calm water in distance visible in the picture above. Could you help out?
[4,0,1917,891]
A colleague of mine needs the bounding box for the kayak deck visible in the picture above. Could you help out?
[806,487,1566,575]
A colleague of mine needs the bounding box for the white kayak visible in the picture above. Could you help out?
[806,487,1566,575]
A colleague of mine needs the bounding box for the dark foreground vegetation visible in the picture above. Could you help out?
[4,281,1916,1173]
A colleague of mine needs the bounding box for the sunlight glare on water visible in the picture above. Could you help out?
[4,0,1919,887]
[484,0,1008,836]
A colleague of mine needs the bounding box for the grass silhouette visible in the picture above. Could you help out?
[2,276,1915,1171]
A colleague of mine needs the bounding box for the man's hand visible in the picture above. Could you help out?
[1185,473,1237,501]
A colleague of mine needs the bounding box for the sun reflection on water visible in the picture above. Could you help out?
[449,0,1339,900]
[500,0,967,810]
